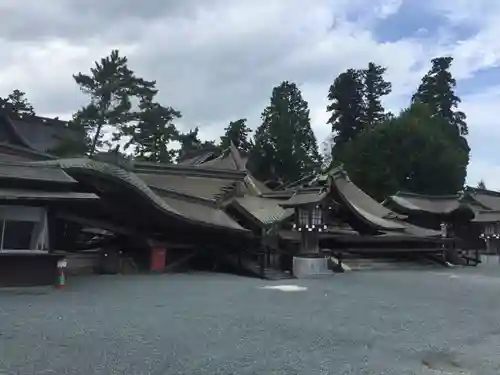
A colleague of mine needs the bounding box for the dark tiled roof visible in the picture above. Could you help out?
[188,143,271,197]
[231,196,294,226]
[177,151,218,166]
[464,187,500,211]
[331,168,404,224]
[0,142,54,161]
[330,167,440,237]
[134,160,246,202]
[0,162,76,183]
[280,188,329,208]
[2,112,83,154]
[473,210,500,223]
[0,189,98,202]
[160,194,245,230]
[32,158,250,233]
[261,190,295,200]
[0,152,31,163]
[385,192,464,215]
[137,172,238,201]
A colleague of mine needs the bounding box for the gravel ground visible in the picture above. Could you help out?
[1,266,500,375]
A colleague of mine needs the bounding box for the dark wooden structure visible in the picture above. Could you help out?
[279,188,329,255]
[0,112,463,283]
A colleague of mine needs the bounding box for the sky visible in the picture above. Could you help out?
[0,0,499,188]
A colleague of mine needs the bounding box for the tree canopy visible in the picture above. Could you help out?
[413,57,468,137]
[340,102,469,200]
[326,69,365,157]
[219,119,253,152]
[326,62,391,158]
[124,99,181,163]
[2,51,475,200]
[72,49,157,155]
[176,127,215,161]
[252,81,321,183]
[0,89,36,116]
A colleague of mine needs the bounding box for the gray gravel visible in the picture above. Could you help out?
[1,267,500,375]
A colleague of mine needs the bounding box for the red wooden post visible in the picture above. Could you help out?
[149,246,167,273]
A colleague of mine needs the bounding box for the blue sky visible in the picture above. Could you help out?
[0,0,499,188]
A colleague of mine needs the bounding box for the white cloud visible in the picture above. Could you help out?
[0,0,499,189]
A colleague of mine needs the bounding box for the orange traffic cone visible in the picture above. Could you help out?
[56,268,66,289]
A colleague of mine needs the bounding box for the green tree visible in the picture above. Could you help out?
[47,119,90,157]
[73,49,157,155]
[362,62,391,128]
[176,127,215,161]
[0,89,36,116]
[326,69,365,157]
[124,99,181,163]
[219,118,253,152]
[477,180,486,189]
[412,56,468,137]
[340,103,469,200]
[252,81,321,182]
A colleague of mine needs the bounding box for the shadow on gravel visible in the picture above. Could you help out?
[0,286,54,295]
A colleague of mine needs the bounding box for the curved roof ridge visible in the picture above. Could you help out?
[393,191,460,200]
[31,158,249,233]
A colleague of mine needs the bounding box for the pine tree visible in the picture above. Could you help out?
[125,99,180,163]
[412,56,468,137]
[73,49,157,155]
[219,119,253,152]
[252,81,321,182]
[363,62,391,128]
[0,89,35,116]
[477,180,486,189]
[326,69,365,157]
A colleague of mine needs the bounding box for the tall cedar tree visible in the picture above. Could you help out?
[253,81,321,183]
[219,119,253,152]
[326,69,365,157]
[341,103,468,200]
[176,127,215,161]
[0,89,36,116]
[363,62,391,128]
[412,57,468,137]
[125,98,181,163]
[72,49,157,155]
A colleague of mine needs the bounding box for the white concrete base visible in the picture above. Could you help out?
[293,257,332,278]
[480,255,500,266]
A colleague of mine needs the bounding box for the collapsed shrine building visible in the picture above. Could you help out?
[0,109,483,285]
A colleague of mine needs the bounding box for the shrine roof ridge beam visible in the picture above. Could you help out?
[391,191,461,200]
[133,162,246,179]
[149,186,219,208]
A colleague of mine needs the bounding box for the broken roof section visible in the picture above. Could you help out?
[192,142,271,197]
[383,191,475,222]
[32,158,252,235]
[464,186,500,210]
[463,187,500,223]
[280,187,329,208]
[0,161,98,204]
[133,161,245,205]
[328,166,439,237]
[0,109,84,155]
[230,196,294,228]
